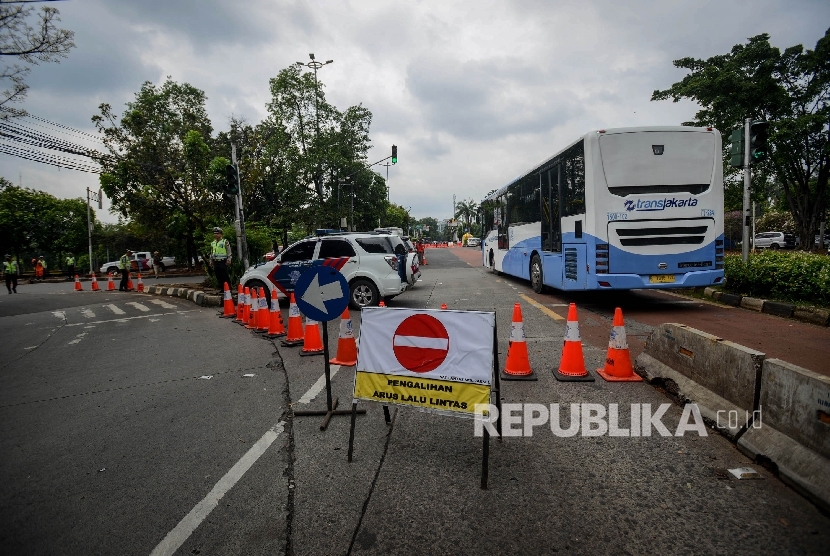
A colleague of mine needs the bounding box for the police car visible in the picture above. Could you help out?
[240,232,415,309]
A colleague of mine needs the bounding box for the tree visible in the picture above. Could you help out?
[92,79,229,265]
[0,2,75,116]
[651,29,830,247]
[454,199,479,232]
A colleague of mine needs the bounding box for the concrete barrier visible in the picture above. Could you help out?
[793,307,830,327]
[738,359,830,513]
[635,323,764,440]
[762,301,795,318]
[740,297,764,311]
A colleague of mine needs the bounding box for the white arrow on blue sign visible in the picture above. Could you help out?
[294,266,350,322]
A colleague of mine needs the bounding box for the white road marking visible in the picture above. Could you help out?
[298,365,340,404]
[68,332,87,345]
[65,310,192,327]
[24,346,38,350]
[52,311,66,320]
[105,304,125,315]
[149,318,159,322]
[81,309,96,318]
[149,421,286,556]
[126,302,151,312]
[150,299,177,309]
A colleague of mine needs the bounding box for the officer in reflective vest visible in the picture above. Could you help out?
[210,227,232,290]
[65,255,75,279]
[119,249,132,291]
[4,254,18,294]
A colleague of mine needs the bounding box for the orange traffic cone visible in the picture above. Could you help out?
[379,300,386,307]
[234,284,245,322]
[237,287,250,324]
[422,251,427,265]
[554,303,594,382]
[281,293,305,346]
[300,318,325,356]
[596,308,642,382]
[266,288,286,338]
[221,282,236,318]
[107,273,115,291]
[246,289,259,329]
[502,303,536,380]
[440,303,447,309]
[329,308,357,366]
[126,273,134,291]
[137,273,144,292]
[256,287,270,332]
[91,273,99,291]
[74,274,83,291]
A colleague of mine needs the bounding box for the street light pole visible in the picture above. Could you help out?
[296,54,333,204]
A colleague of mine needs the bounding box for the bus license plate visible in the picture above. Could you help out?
[649,275,676,284]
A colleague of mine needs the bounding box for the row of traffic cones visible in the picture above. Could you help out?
[501,303,641,382]
[74,272,143,292]
[220,282,359,366]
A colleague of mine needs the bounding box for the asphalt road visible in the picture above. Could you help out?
[2,254,828,555]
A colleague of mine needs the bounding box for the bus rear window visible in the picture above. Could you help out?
[599,131,715,196]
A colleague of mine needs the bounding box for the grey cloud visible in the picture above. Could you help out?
[406,56,581,140]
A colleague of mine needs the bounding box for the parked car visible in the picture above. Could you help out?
[466,237,481,247]
[99,251,175,275]
[240,233,413,309]
[814,234,830,249]
[752,231,796,250]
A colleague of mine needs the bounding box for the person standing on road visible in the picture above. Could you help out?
[416,239,425,265]
[152,251,162,279]
[4,254,18,294]
[210,227,232,290]
[65,254,75,279]
[119,249,132,291]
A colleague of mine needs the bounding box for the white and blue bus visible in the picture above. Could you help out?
[480,126,725,292]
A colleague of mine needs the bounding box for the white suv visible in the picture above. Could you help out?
[753,231,796,250]
[240,233,412,309]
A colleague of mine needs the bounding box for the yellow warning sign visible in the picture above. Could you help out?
[354,371,490,416]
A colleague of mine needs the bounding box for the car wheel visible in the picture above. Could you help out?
[246,280,270,307]
[771,243,780,250]
[530,254,544,293]
[107,266,119,275]
[350,279,379,310]
[159,263,166,272]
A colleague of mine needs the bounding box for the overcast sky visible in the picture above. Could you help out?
[1,0,828,224]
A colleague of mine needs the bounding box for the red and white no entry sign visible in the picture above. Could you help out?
[392,314,450,373]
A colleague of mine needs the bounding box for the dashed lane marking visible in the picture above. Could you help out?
[105,304,125,315]
[81,309,95,318]
[52,311,66,320]
[126,302,151,312]
[65,310,192,327]
[297,365,340,404]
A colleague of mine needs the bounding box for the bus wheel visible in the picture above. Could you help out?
[530,254,544,293]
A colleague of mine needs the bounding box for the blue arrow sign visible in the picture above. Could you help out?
[294,266,349,322]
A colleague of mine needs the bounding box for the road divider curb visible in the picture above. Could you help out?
[737,359,830,514]
[634,323,763,440]
[636,324,830,512]
[144,285,221,307]
[702,288,829,326]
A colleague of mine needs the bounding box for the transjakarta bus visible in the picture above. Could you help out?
[480,126,725,292]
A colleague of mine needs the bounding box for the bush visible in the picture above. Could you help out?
[724,251,830,306]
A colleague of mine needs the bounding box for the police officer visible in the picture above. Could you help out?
[210,227,232,290]
[119,249,132,291]
[65,254,75,278]
[4,254,18,294]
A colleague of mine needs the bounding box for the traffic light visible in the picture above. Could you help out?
[749,121,769,164]
[225,164,239,195]
[391,145,397,164]
[728,127,744,168]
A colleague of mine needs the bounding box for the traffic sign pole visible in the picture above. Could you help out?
[292,266,365,431]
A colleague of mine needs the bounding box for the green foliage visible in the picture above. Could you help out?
[384,203,410,230]
[756,210,797,234]
[651,29,830,247]
[724,251,830,306]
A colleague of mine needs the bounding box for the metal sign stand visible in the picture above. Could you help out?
[292,266,365,431]
[347,315,502,489]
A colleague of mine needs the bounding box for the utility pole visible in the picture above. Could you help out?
[231,144,249,269]
[86,187,102,274]
[742,118,751,263]
[380,162,391,202]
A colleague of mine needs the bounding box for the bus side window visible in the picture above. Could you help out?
[542,166,561,252]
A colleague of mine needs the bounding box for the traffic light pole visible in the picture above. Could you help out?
[742,118,751,263]
[231,144,249,269]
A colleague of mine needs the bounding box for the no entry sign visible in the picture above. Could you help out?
[353,307,494,418]
[393,314,449,373]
